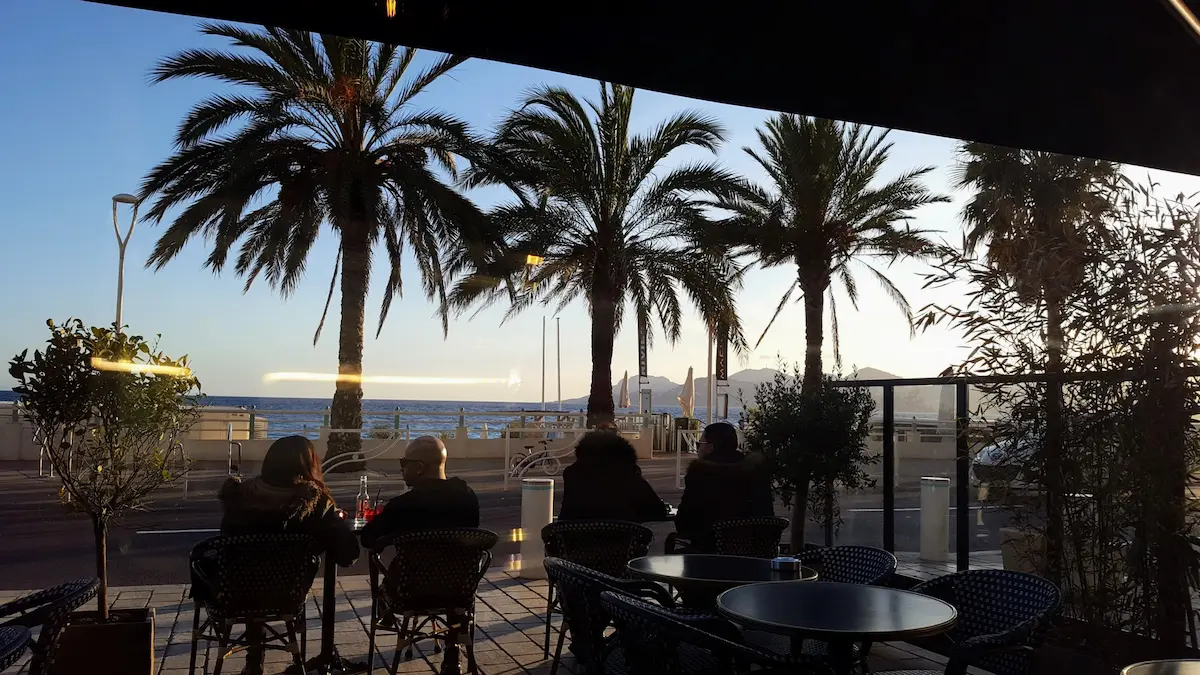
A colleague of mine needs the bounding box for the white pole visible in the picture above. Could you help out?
[518,477,554,579]
[556,317,562,412]
[541,316,546,411]
[920,476,950,561]
[705,329,714,425]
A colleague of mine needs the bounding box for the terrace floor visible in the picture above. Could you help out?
[0,565,1002,675]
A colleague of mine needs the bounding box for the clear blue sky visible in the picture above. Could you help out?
[2,1,1196,402]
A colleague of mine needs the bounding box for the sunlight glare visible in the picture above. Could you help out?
[91,358,193,378]
[264,371,520,387]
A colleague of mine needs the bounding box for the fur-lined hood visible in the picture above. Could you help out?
[218,476,329,522]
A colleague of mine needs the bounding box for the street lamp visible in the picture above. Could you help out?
[111,193,139,333]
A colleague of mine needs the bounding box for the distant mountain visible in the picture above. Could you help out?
[561,365,988,415]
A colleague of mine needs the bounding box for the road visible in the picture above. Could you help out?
[0,458,1015,590]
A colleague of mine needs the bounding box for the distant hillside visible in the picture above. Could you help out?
[562,365,988,415]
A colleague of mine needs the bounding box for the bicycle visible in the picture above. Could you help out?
[509,438,563,476]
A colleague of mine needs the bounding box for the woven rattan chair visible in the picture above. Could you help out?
[544,557,678,675]
[0,626,30,673]
[876,569,1061,675]
[711,517,790,558]
[188,534,321,675]
[541,520,653,657]
[600,591,833,675]
[367,528,498,675]
[0,577,99,675]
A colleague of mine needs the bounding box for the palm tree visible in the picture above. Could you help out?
[953,142,1117,581]
[714,115,947,542]
[140,24,489,467]
[451,83,746,427]
[717,115,947,397]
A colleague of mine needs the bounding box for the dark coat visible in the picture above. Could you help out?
[218,476,360,567]
[558,460,670,523]
[359,477,481,548]
[674,448,774,551]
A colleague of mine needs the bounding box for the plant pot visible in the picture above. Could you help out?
[49,607,155,675]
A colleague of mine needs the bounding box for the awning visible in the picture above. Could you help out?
[89,0,1200,175]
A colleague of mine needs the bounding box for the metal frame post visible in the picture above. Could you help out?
[955,381,970,571]
[883,385,895,552]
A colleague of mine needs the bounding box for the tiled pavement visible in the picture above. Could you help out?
[0,569,989,675]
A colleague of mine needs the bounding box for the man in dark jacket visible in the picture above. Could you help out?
[673,422,774,552]
[360,435,480,547]
[360,436,480,674]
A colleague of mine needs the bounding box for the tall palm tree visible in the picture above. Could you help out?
[717,115,947,397]
[715,115,946,542]
[140,24,489,467]
[953,142,1117,581]
[451,83,746,426]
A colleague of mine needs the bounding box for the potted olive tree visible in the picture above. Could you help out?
[741,363,877,548]
[8,319,200,674]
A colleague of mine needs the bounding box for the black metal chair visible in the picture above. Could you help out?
[188,534,321,675]
[600,590,833,675]
[0,577,99,675]
[367,528,498,675]
[0,626,30,673]
[711,517,790,558]
[876,569,1062,675]
[541,520,654,657]
[544,556,678,675]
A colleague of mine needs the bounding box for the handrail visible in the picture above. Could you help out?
[675,428,701,490]
[228,441,242,476]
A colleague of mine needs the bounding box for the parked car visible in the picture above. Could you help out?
[971,434,1038,487]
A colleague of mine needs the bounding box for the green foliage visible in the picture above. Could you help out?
[8,320,202,521]
[449,83,747,423]
[740,363,877,533]
[920,179,1200,658]
[713,115,948,364]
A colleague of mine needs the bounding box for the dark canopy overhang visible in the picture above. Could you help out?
[92,0,1200,175]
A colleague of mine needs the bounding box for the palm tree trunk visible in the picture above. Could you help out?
[587,287,617,428]
[1043,296,1065,583]
[326,233,369,472]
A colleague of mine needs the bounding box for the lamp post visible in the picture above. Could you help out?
[111,193,139,333]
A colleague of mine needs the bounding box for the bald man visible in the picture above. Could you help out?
[359,435,481,547]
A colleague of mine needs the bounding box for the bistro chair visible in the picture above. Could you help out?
[188,534,321,675]
[367,528,498,675]
[0,626,30,673]
[600,591,833,675]
[0,577,98,675]
[541,520,654,657]
[876,569,1061,675]
[544,557,677,675]
[711,517,791,558]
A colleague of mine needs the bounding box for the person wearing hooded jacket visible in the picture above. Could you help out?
[205,435,359,674]
[673,421,774,552]
[558,429,671,522]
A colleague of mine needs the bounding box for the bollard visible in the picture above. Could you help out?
[518,478,554,579]
[920,476,950,562]
[394,407,400,431]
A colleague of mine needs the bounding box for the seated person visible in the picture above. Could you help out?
[358,435,480,675]
[673,421,774,552]
[558,429,671,522]
[213,435,359,675]
[360,435,480,547]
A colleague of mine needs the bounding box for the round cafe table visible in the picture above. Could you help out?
[1122,660,1200,675]
[717,581,958,675]
[628,555,817,607]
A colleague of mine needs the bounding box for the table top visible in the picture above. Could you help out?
[628,555,818,586]
[1122,660,1200,675]
[717,581,958,641]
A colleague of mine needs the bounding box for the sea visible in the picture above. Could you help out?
[0,390,732,439]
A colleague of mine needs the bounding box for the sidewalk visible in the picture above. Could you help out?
[0,570,976,675]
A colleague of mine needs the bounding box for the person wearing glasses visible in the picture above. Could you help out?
[672,422,773,553]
